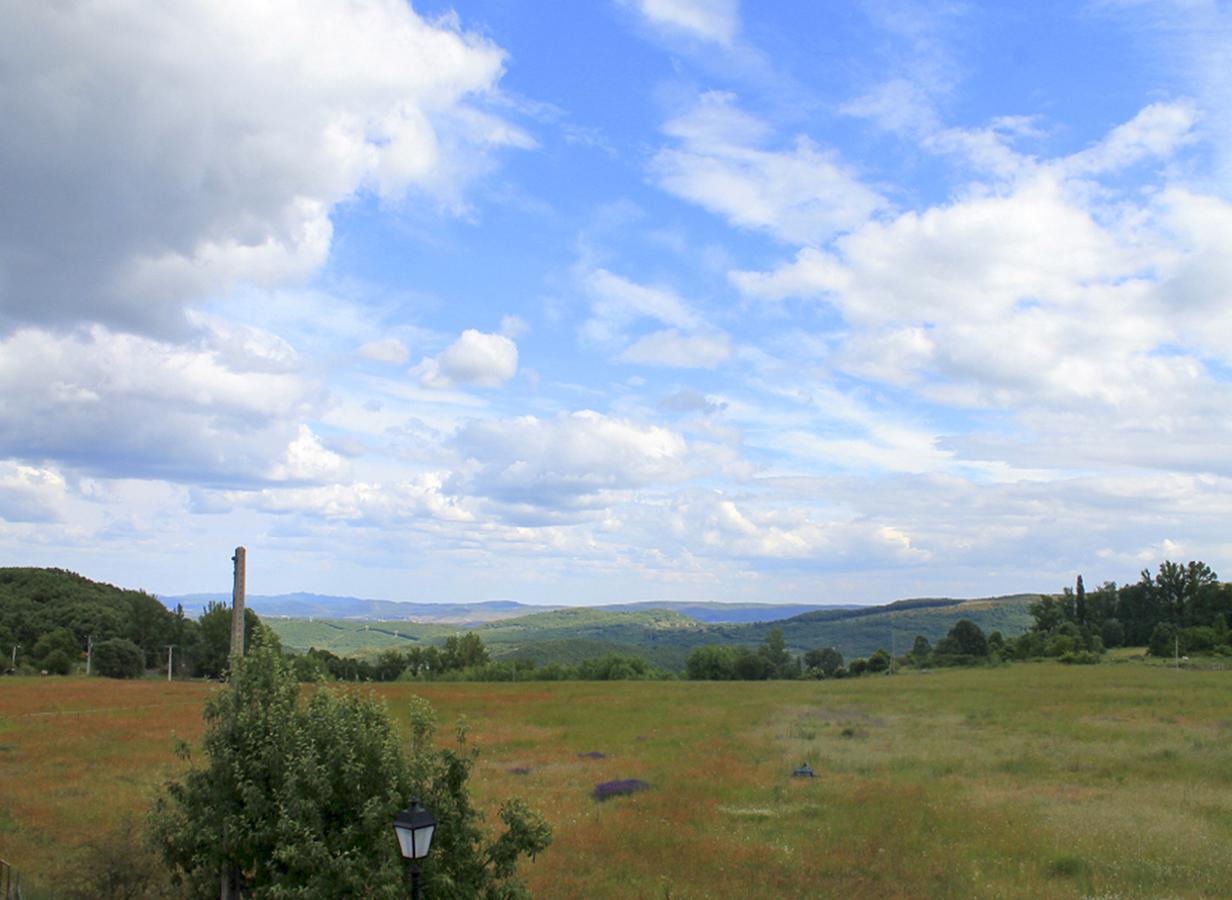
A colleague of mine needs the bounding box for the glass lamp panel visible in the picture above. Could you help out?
[414,824,435,859]
[395,824,416,859]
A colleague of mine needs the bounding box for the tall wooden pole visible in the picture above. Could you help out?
[230,546,247,660]
[224,548,247,900]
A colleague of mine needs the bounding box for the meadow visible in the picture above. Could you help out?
[2,661,1231,898]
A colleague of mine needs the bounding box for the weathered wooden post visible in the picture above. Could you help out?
[224,546,247,900]
[230,546,246,660]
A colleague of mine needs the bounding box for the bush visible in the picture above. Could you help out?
[42,649,74,675]
[93,638,144,678]
[151,633,551,897]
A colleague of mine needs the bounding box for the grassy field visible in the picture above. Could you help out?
[2,661,1231,897]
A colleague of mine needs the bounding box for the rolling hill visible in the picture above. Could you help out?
[263,594,1042,670]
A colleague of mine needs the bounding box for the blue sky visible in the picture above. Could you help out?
[1,0,1230,605]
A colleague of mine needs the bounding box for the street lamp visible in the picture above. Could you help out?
[393,799,436,899]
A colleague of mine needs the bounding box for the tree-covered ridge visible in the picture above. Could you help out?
[267,594,1040,670]
[0,567,260,677]
[1017,561,1232,660]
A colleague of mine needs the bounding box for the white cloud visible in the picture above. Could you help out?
[730,103,1232,480]
[0,324,338,485]
[268,426,349,483]
[625,0,740,45]
[451,410,690,515]
[0,0,518,335]
[578,268,730,368]
[1062,101,1199,176]
[0,462,68,523]
[581,268,699,345]
[358,338,411,365]
[418,329,519,388]
[620,329,732,368]
[652,93,884,244]
[840,78,940,136]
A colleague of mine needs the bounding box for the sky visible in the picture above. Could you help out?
[1,0,1230,606]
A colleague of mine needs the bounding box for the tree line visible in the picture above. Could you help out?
[0,568,262,678]
[682,560,1232,678]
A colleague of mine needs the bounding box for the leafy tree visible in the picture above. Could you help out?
[685,645,738,680]
[32,627,80,667]
[909,635,932,665]
[1075,575,1087,625]
[1100,618,1125,648]
[375,648,408,682]
[733,649,772,680]
[1148,622,1178,659]
[759,628,793,677]
[866,648,891,673]
[936,619,988,659]
[93,637,145,678]
[803,646,844,677]
[42,649,75,675]
[1028,596,1065,634]
[986,630,1006,657]
[151,633,550,898]
[194,602,264,678]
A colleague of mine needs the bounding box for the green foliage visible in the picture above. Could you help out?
[1101,618,1125,648]
[935,619,989,662]
[33,627,80,669]
[194,601,264,678]
[267,594,1040,673]
[42,649,75,675]
[685,630,802,680]
[0,567,179,671]
[93,637,145,678]
[151,633,550,898]
[55,814,171,899]
[866,648,891,673]
[685,645,739,680]
[909,634,932,661]
[803,646,844,677]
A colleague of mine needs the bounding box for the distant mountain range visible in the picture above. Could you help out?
[162,592,857,625]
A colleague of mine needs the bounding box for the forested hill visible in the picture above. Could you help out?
[0,567,190,672]
[1,566,1041,673]
[266,594,1043,670]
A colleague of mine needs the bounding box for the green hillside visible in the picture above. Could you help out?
[267,617,455,654]
[265,594,1041,670]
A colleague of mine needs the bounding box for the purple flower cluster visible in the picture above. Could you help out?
[508,767,531,775]
[592,779,651,801]
[577,751,606,759]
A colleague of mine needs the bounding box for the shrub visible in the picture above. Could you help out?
[151,633,551,898]
[42,649,74,675]
[93,638,144,678]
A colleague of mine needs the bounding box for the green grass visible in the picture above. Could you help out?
[4,662,1229,897]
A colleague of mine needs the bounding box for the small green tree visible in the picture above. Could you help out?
[685,645,738,680]
[909,635,932,665]
[1100,618,1126,648]
[93,637,145,678]
[151,633,550,898]
[803,646,843,678]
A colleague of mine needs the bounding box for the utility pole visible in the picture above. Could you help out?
[86,635,94,676]
[223,548,246,900]
[9,644,18,672]
[1175,635,1180,671]
[165,645,176,682]
[230,546,247,661]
